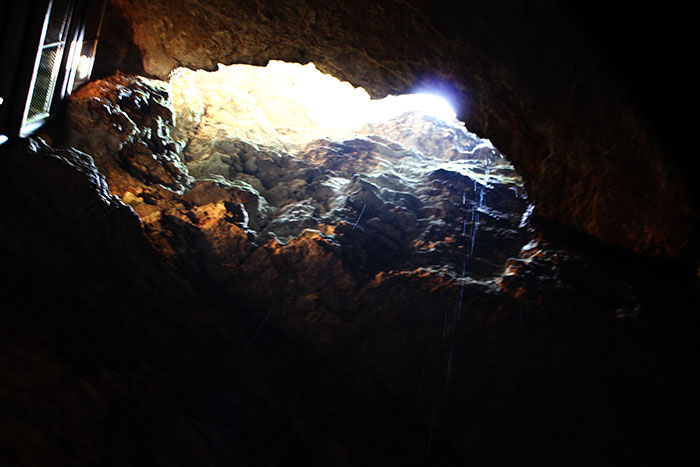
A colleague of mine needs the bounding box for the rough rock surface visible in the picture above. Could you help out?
[66,73,192,193]
[0,73,677,465]
[2,128,698,466]
[65,73,530,285]
[103,0,699,260]
[2,70,699,466]
[175,71,529,280]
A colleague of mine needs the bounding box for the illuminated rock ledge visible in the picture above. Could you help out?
[66,63,529,281]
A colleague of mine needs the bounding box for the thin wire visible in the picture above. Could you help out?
[351,204,366,230]
[130,328,174,383]
[234,307,273,367]
[397,158,406,174]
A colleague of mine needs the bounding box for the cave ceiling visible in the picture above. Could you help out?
[105,0,698,260]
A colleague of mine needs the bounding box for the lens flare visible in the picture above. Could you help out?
[372,93,457,122]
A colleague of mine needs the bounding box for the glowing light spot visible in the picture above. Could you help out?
[371,93,457,122]
[75,54,95,82]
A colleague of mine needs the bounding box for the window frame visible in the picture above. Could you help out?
[17,0,106,137]
[20,0,75,135]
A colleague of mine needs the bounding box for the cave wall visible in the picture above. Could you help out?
[104,0,697,260]
[3,3,699,464]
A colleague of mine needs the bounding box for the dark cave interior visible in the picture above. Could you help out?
[1,1,698,466]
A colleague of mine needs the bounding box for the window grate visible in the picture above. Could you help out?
[22,0,73,128]
[26,47,61,121]
[20,0,106,134]
[44,0,71,44]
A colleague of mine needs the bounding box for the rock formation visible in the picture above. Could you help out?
[1,2,698,466]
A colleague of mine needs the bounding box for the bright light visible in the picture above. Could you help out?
[75,54,95,82]
[368,93,457,122]
[169,61,460,150]
[413,93,457,121]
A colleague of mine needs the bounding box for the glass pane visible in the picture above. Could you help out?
[71,39,97,91]
[45,0,72,44]
[26,45,63,121]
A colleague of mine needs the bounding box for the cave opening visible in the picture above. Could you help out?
[166,60,529,280]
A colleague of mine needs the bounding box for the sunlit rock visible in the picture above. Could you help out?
[62,64,532,290]
[66,74,192,194]
[165,63,531,280]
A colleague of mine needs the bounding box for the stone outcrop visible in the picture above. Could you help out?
[66,73,192,194]
[103,0,698,260]
[65,73,529,286]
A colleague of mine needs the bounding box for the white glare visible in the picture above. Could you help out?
[370,93,457,122]
[75,55,95,82]
[170,61,460,150]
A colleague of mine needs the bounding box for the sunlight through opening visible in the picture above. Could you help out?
[163,59,527,287]
[170,61,460,150]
